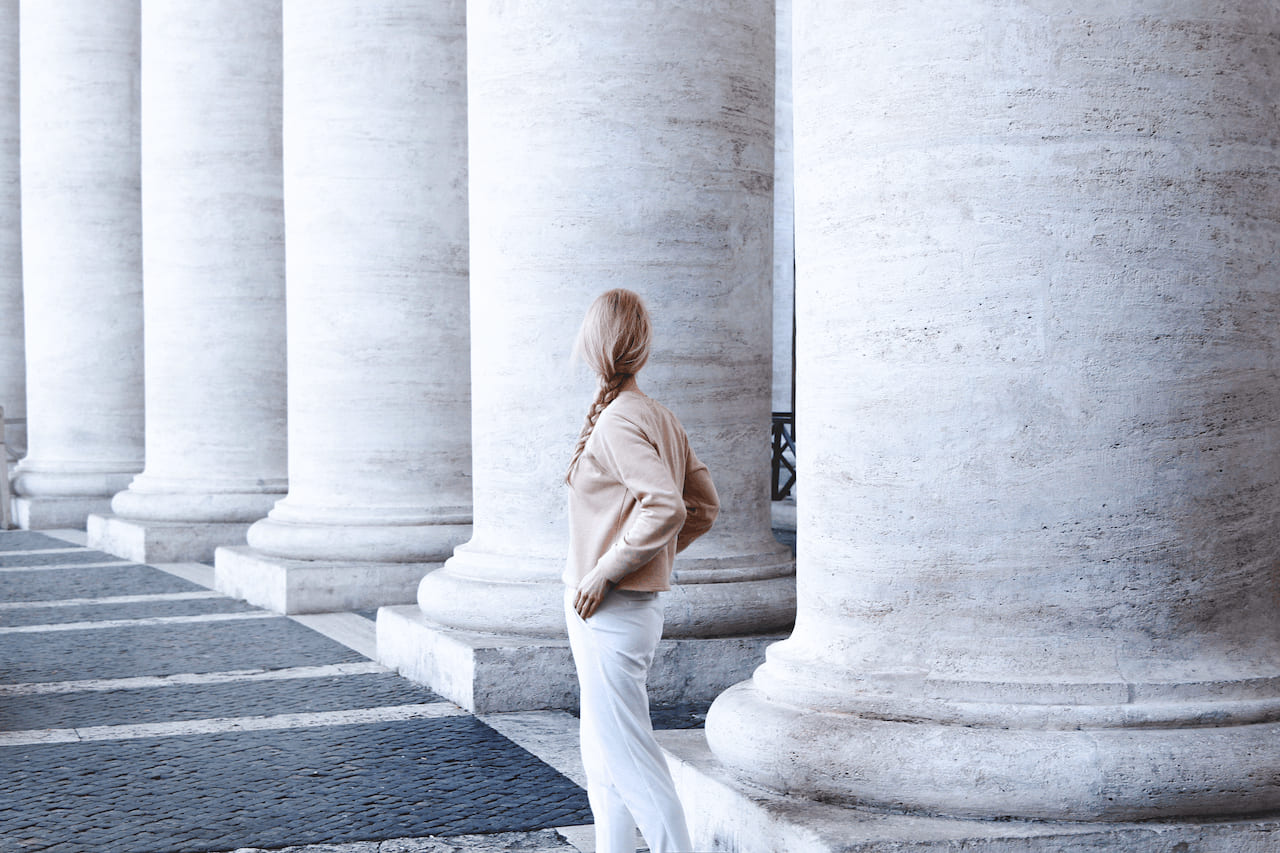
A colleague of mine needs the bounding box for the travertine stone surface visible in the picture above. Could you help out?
[216,546,429,615]
[379,605,780,714]
[88,515,255,565]
[706,0,1280,822]
[13,0,143,511]
[667,731,1280,853]
[416,0,794,642]
[107,0,285,528]
[0,1,20,460]
[772,0,794,413]
[242,0,471,563]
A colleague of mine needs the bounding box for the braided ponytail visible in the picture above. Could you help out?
[565,289,652,484]
[566,372,630,482]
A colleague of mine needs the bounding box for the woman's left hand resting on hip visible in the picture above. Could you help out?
[574,567,615,619]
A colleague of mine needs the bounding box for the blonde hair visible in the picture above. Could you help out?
[565,289,652,483]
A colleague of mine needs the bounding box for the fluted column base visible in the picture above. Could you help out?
[376,603,782,714]
[417,539,796,639]
[706,679,1280,822]
[85,475,289,562]
[12,460,139,499]
[109,475,286,523]
[403,538,795,712]
[663,728,1280,853]
[11,461,134,530]
[216,501,470,613]
[246,500,471,564]
[12,460,142,530]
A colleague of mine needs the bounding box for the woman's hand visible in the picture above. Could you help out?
[574,568,614,619]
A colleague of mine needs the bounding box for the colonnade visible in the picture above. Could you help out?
[1,0,794,728]
[1,1,1278,849]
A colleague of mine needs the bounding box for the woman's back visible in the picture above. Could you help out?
[564,389,716,592]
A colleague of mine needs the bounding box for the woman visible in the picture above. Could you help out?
[563,288,719,853]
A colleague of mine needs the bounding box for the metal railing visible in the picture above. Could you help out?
[771,411,795,501]
[2,416,21,463]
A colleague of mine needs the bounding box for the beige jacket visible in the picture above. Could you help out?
[564,390,719,592]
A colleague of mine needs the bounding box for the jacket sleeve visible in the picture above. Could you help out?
[677,443,719,553]
[589,413,688,584]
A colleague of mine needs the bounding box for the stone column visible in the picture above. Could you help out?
[683,2,1280,846]
[215,0,471,614]
[13,0,143,529]
[769,0,796,535]
[379,0,795,714]
[771,0,794,416]
[0,0,20,469]
[87,1,286,564]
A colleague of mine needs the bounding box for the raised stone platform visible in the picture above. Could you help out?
[12,496,112,530]
[376,604,781,714]
[214,545,431,615]
[87,513,252,564]
[661,729,1280,853]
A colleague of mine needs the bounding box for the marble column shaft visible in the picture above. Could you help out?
[416,0,793,642]
[771,0,794,414]
[233,0,470,574]
[105,0,286,533]
[13,0,143,520]
[706,0,1280,822]
[0,0,19,461]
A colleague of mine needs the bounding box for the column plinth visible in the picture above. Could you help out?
[13,0,143,529]
[394,0,794,713]
[89,0,287,563]
[662,730,1280,853]
[216,0,471,613]
[682,1,1280,839]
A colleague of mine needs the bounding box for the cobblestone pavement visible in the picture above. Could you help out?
[0,529,710,853]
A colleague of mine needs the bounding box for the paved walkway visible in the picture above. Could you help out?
[0,528,708,853]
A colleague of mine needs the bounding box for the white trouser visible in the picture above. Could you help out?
[564,587,693,853]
